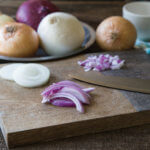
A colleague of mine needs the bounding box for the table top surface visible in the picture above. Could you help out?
[1,0,150,150]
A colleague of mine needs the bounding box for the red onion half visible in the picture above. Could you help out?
[41,80,94,113]
[16,0,59,30]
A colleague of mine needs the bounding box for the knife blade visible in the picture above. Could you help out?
[69,73,150,94]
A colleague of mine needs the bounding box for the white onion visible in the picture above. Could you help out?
[38,12,85,55]
[13,63,50,88]
[0,63,23,81]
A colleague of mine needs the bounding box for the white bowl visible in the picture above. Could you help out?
[123,1,150,41]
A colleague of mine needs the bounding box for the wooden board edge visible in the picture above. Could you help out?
[5,110,150,148]
[0,117,8,149]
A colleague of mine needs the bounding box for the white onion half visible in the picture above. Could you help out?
[13,63,50,88]
[0,63,23,81]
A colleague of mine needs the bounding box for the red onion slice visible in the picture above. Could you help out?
[42,95,75,107]
[41,80,94,113]
[51,98,75,107]
[83,87,95,93]
[41,84,63,97]
[60,86,90,104]
[41,96,49,103]
[49,92,84,113]
[57,81,93,99]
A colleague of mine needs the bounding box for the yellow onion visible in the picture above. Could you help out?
[0,13,15,27]
[0,22,39,57]
[96,16,137,51]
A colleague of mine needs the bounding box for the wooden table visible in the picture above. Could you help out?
[1,0,150,149]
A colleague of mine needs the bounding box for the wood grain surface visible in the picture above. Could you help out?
[0,54,136,148]
[1,0,150,150]
[0,49,150,148]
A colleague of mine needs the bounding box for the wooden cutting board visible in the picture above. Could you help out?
[0,49,150,148]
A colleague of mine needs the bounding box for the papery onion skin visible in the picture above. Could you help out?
[16,0,59,30]
[96,16,137,51]
[0,22,39,57]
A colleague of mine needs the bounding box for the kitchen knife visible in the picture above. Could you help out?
[69,73,150,94]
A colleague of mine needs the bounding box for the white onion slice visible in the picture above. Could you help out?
[13,63,50,88]
[0,63,24,81]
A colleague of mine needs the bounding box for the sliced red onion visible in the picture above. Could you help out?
[42,96,75,107]
[49,92,84,113]
[60,86,90,104]
[57,80,92,99]
[42,96,76,107]
[83,87,95,93]
[42,80,85,97]
[51,98,75,107]
[78,54,125,72]
[41,80,94,113]
[41,84,63,97]
[41,96,49,103]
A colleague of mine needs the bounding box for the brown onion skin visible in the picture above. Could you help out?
[0,22,39,57]
[96,16,137,51]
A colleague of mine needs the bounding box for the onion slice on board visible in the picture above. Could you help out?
[41,80,94,113]
[0,63,24,81]
[42,96,76,107]
[60,86,90,104]
[49,92,84,113]
[13,63,50,88]
[51,98,76,107]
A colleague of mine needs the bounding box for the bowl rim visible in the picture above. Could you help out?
[123,1,150,18]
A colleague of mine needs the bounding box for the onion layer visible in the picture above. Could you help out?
[41,80,94,113]
[0,63,24,81]
[13,63,50,88]
[49,92,84,113]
